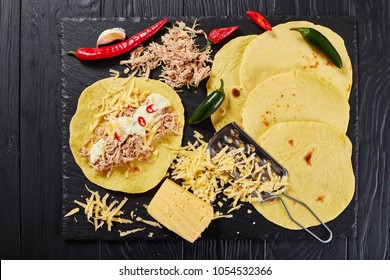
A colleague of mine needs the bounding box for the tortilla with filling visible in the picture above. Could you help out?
[206,35,257,131]
[252,121,355,230]
[240,21,353,100]
[69,77,185,193]
[241,71,350,140]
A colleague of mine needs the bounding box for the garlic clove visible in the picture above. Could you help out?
[96,27,126,47]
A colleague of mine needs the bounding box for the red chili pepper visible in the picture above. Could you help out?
[246,11,272,31]
[208,26,239,44]
[114,132,121,141]
[201,26,239,51]
[138,116,146,127]
[67,18,169,61]
[146,104,156,113]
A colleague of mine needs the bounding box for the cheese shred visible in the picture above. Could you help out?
[67,185,131,232]
[135,216,162,228]
[64,207,80,217]
[119,228,145,237]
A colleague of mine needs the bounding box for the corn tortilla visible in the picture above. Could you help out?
[69,77,185,193]
[253,121,355,230]
[206,35,257,131]
[241,71,350,140]
[240,21,353,100]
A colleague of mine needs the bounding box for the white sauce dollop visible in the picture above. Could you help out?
[89,139,106,164]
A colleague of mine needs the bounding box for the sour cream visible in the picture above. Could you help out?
[117,116,145,138]
[89,139,106,164]
[113,93,171,140]
[146,93,171,111]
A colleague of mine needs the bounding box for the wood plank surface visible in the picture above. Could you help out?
[19,0,101,259]
[184,0,267,17]
[129,0,184,18]
[348,0,390,259]
[102,241,183,260]
[3,0,387,259]
[0,0,21,259]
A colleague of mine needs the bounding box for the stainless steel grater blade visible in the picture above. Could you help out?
[207,122,333,243]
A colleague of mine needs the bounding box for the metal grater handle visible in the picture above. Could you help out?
[267,193,333,243]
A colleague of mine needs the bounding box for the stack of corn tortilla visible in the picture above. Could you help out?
[206,21,354,229]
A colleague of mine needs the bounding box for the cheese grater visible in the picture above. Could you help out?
[207,122,333,243]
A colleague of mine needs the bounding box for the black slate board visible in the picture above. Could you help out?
[61,16,358,241]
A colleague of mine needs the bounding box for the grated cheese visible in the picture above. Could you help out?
[171,131,288,208]
[109,68,120,78]
[227,204,243,214]
[135,216,162,228]
[68,185,131,232]
[64,207,80,217]
[119,228,145,237]
[212,211,233,220]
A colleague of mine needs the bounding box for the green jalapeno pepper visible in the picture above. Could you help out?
[290,27,343,69]
[188,79,225,125]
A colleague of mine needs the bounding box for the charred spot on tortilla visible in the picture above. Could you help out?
[232,88,241,98]
[316,195,325,202]
[288,139,295,146]
[133,166,140,173]
[309,61,319,69]
[304,149,315,166]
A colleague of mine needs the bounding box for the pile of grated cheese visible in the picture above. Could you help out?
[170,131,230,204]
[64,185,162,237]
[65,185,133,232]
[170,132,288,207]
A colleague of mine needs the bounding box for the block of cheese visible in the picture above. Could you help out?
[147,178,214,243]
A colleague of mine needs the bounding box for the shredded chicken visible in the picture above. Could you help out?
[120,20,212,89]
[80,106,179,177]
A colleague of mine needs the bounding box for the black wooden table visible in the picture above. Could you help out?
[1,0,389,260]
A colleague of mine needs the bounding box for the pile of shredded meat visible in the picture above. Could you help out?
[120,21,213,89]
[80,106,179,177]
